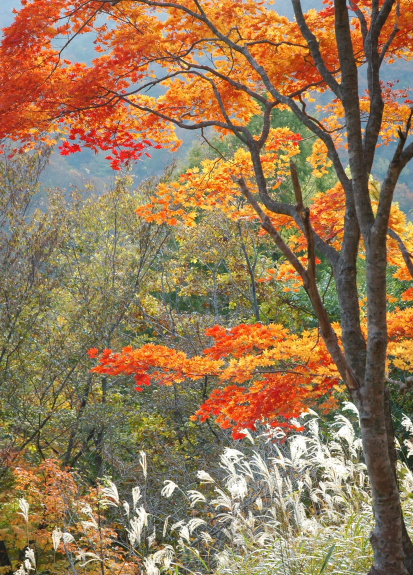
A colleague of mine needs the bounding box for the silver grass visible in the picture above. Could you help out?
[132,485,142,507]
[188,518,207,534]
[100,480,120,507]
[77,552,102,566]
[139,451,147,479]
[147,527,157,548]
[197,470,215,483]
[24,548,36,569]
[153,545,174,569]
[52,529,62,552]
[161,480,178,498]
[187,489,207,506]
[62,532,75,544]
[18,498,29,523]
[162,515,170,537]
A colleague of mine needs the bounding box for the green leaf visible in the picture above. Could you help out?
[319,544,335,574]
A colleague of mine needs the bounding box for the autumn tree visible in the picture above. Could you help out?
[0,151,177,477]
[0,151,272,491]
[2,1,413,573]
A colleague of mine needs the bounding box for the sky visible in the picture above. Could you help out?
[0,0,20,28]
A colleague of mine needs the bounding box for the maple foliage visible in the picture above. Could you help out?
[136,128,303,225]
[1,0,412,166]
[0,0,178,168]
[1,460,135,574]
[90,321,343,438]
[0,459,80,553]
[102,156,413,440]
[90,298,413,438]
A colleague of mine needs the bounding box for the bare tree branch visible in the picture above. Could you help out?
[388,228,413,279]
[375,110,413,237]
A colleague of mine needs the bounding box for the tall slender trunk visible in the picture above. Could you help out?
[357,242,411,574]
[95,376,107,479]
[333,195,413,574]
[383,388,413,575]
[358,396,408,575]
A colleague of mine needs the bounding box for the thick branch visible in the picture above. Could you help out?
[291,160,304,211]
[379,9,400,64]
[399,139,413,169]
[291,0,342,97]
[375,111,413,238]
[363,1,398,171]
[248,147,339,265]
[362,3,398,172]
[236,178,309,279]
[335,0,374,235]
[236,177,359,391]
[371,0,397,42]
[290,161,316,281]
[386,376,413,393]
[349,1,368,40]
[388,228,413,279]
[257,102,277,149]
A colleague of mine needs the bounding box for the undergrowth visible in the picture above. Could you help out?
[9,404,413,575]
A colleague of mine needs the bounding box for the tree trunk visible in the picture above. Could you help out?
[358,386,410,575]
[94,376,107,479]
[402,518,413,575]
[383,388,413,574]
[0,541,12,574]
